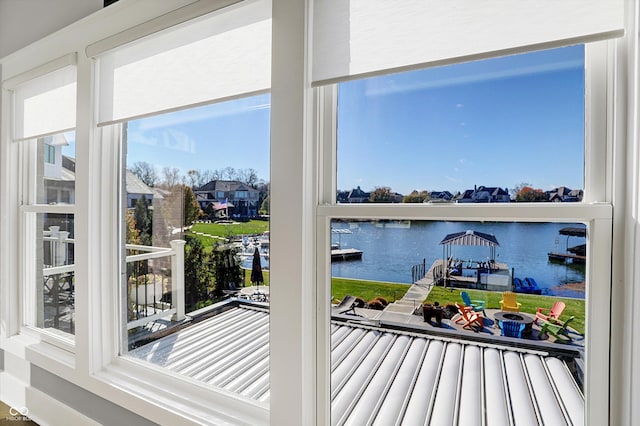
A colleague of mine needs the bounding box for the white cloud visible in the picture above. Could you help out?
[137,100,270,131]
[365,59,583,97]
[161,129,196,154]
[128,130,158,146]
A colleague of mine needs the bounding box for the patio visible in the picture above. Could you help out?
[335,305,585,349]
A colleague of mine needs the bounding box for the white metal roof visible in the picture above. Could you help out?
[129,305,583,425]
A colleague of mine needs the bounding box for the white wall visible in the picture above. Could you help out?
[0,0,102,59]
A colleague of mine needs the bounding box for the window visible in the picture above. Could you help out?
[316,43,612,424]
[4,60,78,343]
[336,46,585,202]
[44,142,56,164]
[0,1,629,425]
[91,0,272,408]
[121,95,270,355]
[19,133,76,339]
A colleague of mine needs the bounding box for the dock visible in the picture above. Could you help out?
[548,252,586,263]
[415,258,510,291]
[331,248,363,261]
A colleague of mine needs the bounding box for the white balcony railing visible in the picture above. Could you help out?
[41,227,186,331]
[126,240,186,330]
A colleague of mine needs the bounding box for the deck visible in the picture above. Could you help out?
[548,251,586,263]
[331,248,363,261]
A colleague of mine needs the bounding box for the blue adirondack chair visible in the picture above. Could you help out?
[461,291,486,315]
[500,320,525,338]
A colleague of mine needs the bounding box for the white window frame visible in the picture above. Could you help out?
[18,138,76,350]
[0,1,633,425]
[1,55,79,354]
[309,42,614,424]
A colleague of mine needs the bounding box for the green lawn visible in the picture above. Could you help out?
[190,220,269,238]
[425,286,585,334]
[241,268,270,287]
[331,277,411,304]
[188,220,269,250]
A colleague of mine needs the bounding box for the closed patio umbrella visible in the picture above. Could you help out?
[251,247,264,286]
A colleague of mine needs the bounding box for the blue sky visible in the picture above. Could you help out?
[337,45,585,194]
[119,45,584,195]
[126,94,271,182]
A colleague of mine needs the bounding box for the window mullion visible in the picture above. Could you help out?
[584,41,609,202]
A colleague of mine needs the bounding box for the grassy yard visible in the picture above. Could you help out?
[241,268,270,286]
[188,220,269,250]
[190,220,269,238]
[331,278,411,304]
[425,286,585,335]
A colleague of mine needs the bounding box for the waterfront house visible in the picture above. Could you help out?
[456,185,511,203]
[346,185,370,203]
[194,180,260,217]
[429,190,454,202]
[547,186,584,202]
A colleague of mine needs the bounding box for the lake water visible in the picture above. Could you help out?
[330,220,586,299]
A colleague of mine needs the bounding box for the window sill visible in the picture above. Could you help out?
[0,333,75,382]
[86,356,269,426]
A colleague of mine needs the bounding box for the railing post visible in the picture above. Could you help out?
[170,239,186,321]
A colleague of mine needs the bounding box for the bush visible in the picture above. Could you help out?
[354,297,367,308]
[373,296,388,306]
[367,299,384,310]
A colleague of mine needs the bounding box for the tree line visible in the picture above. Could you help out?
[339,182,575,203]
[130,161,263,189]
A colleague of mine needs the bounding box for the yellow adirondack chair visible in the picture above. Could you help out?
[499,291,522,312]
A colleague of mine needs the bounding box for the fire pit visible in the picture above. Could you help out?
[494,311,534,336]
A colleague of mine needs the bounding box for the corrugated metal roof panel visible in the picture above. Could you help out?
[128,305,584,424]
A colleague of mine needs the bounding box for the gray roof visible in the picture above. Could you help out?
[126,170,154,196]
[129,305,583,425]
[197,180,258,193]
[440,230,500,247]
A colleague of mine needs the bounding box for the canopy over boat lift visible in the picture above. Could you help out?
[548,226,587,263]
[438,230,509,290]
[440,229,499,262]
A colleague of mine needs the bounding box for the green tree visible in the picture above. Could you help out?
[402,190,429,203]
[182,185,202,226]
[212,243,242,299]
[133,195,152,245]
[162,184,203,229]
[125,210,141,245]
[369,186,393,203]
[183,235,212,309]
[260,195,270,214]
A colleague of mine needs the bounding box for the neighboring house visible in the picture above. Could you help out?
[126,170,155,208]
[346,186,370,203]
[456,185,510,203]
[194,180,260,217]
[429,191,454,202]
[42,134,75,205]
[389,191,404,203]
[336,190,350,203]
[547,186,584,202]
